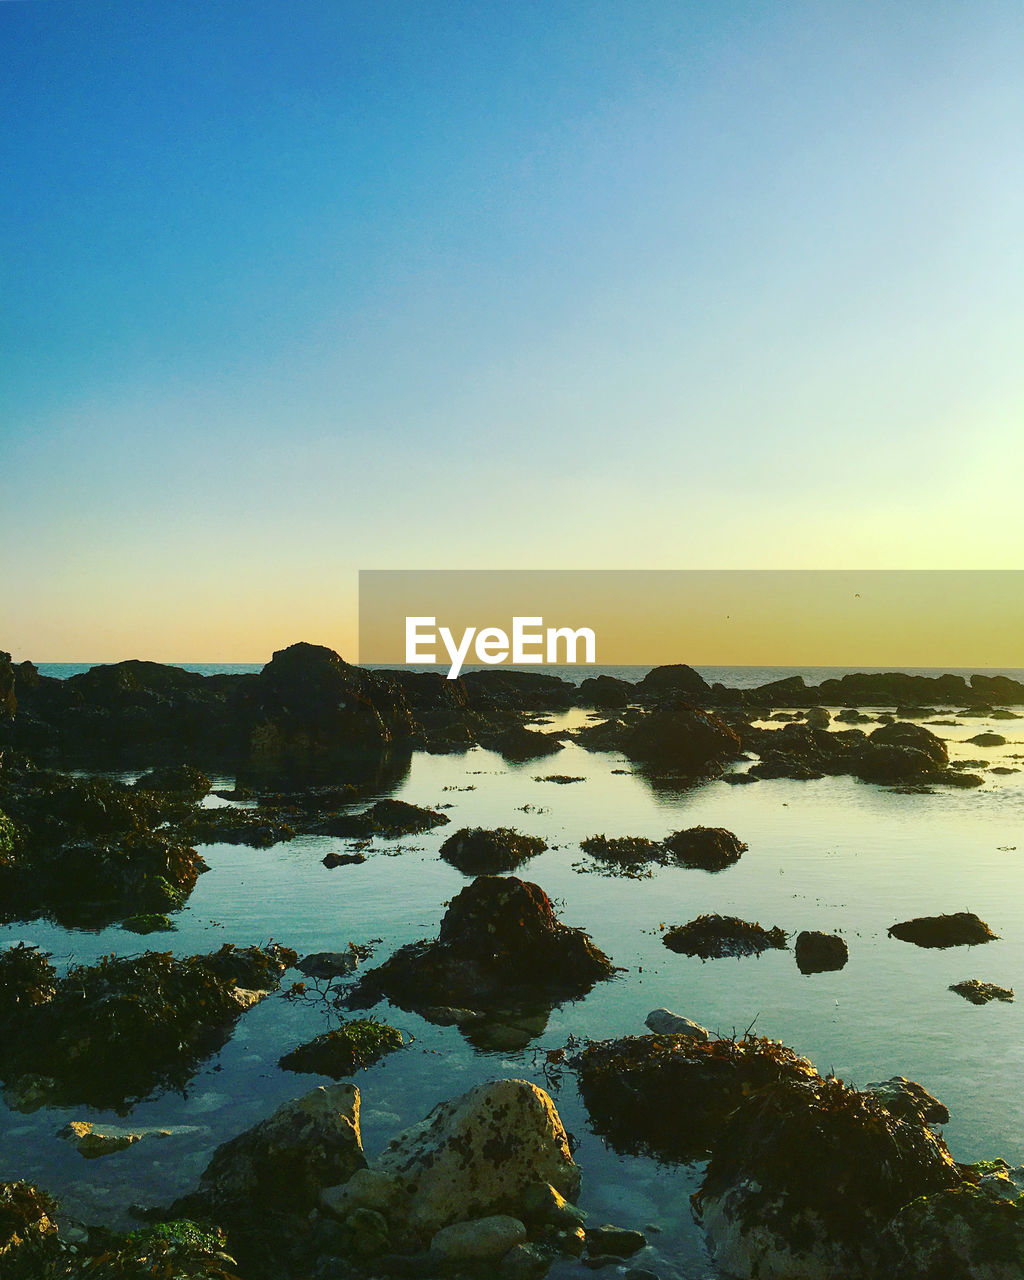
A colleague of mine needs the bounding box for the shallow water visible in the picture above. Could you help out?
[3,703,1024,1277]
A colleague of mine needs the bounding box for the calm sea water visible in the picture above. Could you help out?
[4,670,1024,1277]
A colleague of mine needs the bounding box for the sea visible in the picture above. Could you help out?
[4,662,1024,1277]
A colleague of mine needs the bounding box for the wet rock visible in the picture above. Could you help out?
[869,721,949,767]
[0,1180,58,1260]
[950,979,1014,1005]
[177,807,296,848]
[0,942,294,1110]
[279,1019,403,1078]
[484,725,564,762]
[534,774,586,784]
[864,1076,950,1125]
[332,1078,580,1248]
[297,950,361,980]
[520,1181,587,1229]
[663,914,787,960]
[577,675,632,709]
[574,1033,819,1161]
[644,1008,711,1039]
[429,1215,528,1260]
[58,1119,144,1157]
[134,764,212,797]
[440,827,547,875]
[121,912,175,933]
[991,708,1021,719]
[968,732,1008,747]
[621,707,742,776]
[323,851,367,867]
[695,1077,962,1279]
[181,1082,365,1219]
[883,1183,1024,1279]
[499,1241,553,1280]
[662,826,747,871]
[635,665,711,701]
[578,834,663,876]
[794,931,848,974]
[889,912,997,948]
[346,876,615,1021]
[585,1225,646,1257]
[803,707,831,730]
[326,798,450,838]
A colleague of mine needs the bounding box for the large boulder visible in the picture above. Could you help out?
[794,931,848,974]
[883,1178,1024,1279]
[889,912,997,948]
[695,1078,962,1279]
[346,876,615,1023]
[635,664,711,700]
[322,1079,580,1248]
[621,707,742,775]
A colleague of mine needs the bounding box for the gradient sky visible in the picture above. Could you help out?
[2,1,1022,660]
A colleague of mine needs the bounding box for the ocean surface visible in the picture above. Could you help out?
[4,668,1024,1276]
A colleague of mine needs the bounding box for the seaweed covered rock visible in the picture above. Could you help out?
[795,931,849,974]
[889,912,997,948]
[440,827,547,875]
[134,764,212,797]
[325,797,450,838]
[323,1079,580,1249]
[0,943,56,1022]
[951,979,1014,1004]
[864,1076,950,1125]
[695,1078,962,1279]
[620,707,742,775]
[346,876,615,1021]
[483,725,564,762]
[279,1019,403,1078]
[578,834,664,877]
[663,914,787,960]
[884,1184,1024,1280]
[662,826,747,870]
[0,1180,58,1262]
[868,721,949,768]
[574,1033,819,1161]
[175,808,296,848]
[0,943,294,1110]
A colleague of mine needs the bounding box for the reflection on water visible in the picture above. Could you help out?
[2,703,1024,1278]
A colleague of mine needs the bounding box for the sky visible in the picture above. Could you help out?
[2,1,1022,661]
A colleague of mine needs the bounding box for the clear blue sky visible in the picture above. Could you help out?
[2,1,1022,659]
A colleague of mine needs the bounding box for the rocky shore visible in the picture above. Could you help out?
[1,642,1023,1278]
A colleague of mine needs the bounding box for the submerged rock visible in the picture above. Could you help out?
[950,979,1015,1004]
[663,914,787,960]
[889,912,997,948]
[440,827,547,875]
[695,1077,962,1279]
[323,1079,580,1249]
[794,930,848,974]
[662,825,747,870]
[346,876,615,1025]
[279,1019,403,1078]
[574,1033,818,1161]
[326,798,450,838]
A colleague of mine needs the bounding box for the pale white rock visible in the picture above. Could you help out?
[644,1008,711,1040]
[430,1215,527,1260]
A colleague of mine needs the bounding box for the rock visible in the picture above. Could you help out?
[574,1033,819,1161]
[635,665,711,700]
[621,707,742,776]
[884,1184,1024,1279]
[794,931,848,974]
[585,1225,646,1257]
[326,798,450,838]
[0,1180,58,1259]
[279,1020,403,1077]
[661,826,747,871]
[345,1207,391,1258]
[440,827,547,875]
[297,950,360,979]
[134,765,212,797]
[323,851,367,867]
[864,1076,950,1125]
[485,725,565,762]
[121,912,175,933]
[0,942,293,1109]
[346,876,615,1022]
[182,1083,365,1218]
[696,1077,962,1279]
[0,653,16,719]
[345,1079,580,1248]
[804,707,831,730]
[499,1241,553,1280]
[869,721,949,767]
[519,1181,587,1228]
[176,808,296,848]
[578,834,664,876]
[577,675,632,709]
[889,912,997,948]
[663,914,787,960]
[968,732,1008,747]
[429,1215,528,1260]
[950,979,1014,1005]
[58,1119,143,1157]
[644,1008,710,1039]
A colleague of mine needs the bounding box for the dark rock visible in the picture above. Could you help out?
[585,1225,646,1257]
[578,834,663,876]
[662,826,747,871]
[134,765,212,796]
[297,951,361,979]
[889,912,997,948]
[483,725,564,762]
[695,1077,962,1277]
[869,722,948,766]
[577,675,632,709]
[865,1076,950,1125]
[663,914,787,960]
[280,1020,403,1078]
[346,876,615,1023]
[950,979,1014,1004]
[459,669,576,713]
[0,653,17,719]
[794,930,849,974]
[573,1033,819,1161]
[884,1184,1024,1280]
[635,665,711,700]
[440,827,547,875]
[325,798,449,838]
[323,851,367,868]
[176,807,296,848]
[968,732,1008,747]
[621,707,742,775]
